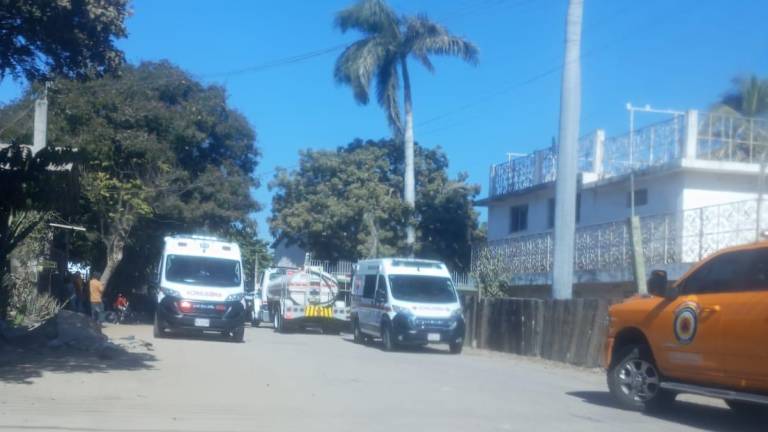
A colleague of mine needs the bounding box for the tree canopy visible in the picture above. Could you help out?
[0,0,129,82]
[270,138,482,271]
[0,61,266,295]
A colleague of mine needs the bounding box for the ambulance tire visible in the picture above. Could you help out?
[381,322,397,352]
[153,313,166,338]
[449,341,463,354]
[353,318,364,344]
[231,326,245,342]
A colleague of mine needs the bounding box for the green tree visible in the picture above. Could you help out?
[0,140,75,316]
[270,138,481,271]
[0,0,129,82]
[334,0,478,252]
[42,61,261,289]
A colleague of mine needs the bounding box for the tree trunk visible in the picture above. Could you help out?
[100,234,126,292]
[401,57,416,255]
[552,0,584,300]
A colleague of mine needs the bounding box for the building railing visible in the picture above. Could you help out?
[487,111,767,199]
[472,198,768,276]
[697,113,768,163]
[600,116,684,179]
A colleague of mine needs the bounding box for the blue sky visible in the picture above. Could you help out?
[1,0,767,243]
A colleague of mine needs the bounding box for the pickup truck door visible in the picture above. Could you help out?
[718,248,768,391]
[649,251,749,382]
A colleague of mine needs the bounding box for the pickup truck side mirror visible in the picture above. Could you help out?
[648,270,673,298]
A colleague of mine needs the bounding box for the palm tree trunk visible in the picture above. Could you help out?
[401,57,416,255]
[552,0,583,300]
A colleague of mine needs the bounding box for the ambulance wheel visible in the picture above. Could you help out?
[153,314,166,338]
[353,318,364,344]
[231,326,245,342]
[382,323,397,352]
[449,341,463,354]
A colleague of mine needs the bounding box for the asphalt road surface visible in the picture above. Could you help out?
[0,323,762,432]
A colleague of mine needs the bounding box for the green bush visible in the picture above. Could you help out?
[3,274,61,327]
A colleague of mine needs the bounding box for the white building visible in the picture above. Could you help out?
[474,110,768,296]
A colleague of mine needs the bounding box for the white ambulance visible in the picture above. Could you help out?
[153,235,247,341]
[350,258,465,354]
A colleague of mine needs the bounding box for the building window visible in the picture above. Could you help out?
[627,189,648,208]
[509,205,528,233]
[547,194,581,228]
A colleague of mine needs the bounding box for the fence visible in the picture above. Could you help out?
[473,198,768,277]
[460,295,613,368]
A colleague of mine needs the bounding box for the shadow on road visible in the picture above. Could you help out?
[0,345,156,385]
[567,391,765,432]
[340,336,454,355]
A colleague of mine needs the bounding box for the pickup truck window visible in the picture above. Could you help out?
[743,249,768,290]
[682,251,749,294]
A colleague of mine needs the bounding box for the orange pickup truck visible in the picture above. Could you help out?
[604,241,768,413]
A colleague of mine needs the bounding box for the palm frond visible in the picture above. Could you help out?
[334,37,393,105]
[412,53,434,73]
[335,0,400,37]
[375,59,403,135]
[718,74,768,117]
[405,15,479,66]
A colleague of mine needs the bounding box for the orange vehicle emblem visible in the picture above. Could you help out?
[674,303,699,345]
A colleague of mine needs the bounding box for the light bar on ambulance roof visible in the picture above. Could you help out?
[391,259,443,269]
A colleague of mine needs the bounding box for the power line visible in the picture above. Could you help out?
[203,44,347,79]
[415,0,693,138]
[52,43,347,95]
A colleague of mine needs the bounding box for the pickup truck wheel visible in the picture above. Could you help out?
[726,400,768,417]
[608,344,674,411]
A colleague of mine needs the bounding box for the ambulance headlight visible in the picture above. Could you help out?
[393,305,413,316]
[392,305,415,324]
[226,292,245,302]
[161,287,181,298]
[451,308,464,320]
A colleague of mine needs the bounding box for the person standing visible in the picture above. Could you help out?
[89,272,105,323]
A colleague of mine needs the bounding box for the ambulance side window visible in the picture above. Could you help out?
[374,275,388,304]
[363,275,376,299]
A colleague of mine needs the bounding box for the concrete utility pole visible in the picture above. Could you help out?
[31,83,50,156]
[552,0,584,300]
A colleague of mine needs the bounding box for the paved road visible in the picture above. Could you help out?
[0,324,762,432]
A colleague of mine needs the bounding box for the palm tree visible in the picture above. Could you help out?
[334,0,478,253]
[715,75,768,117]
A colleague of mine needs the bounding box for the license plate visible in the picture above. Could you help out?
[427,333,440,342]
[194,318,210,327]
